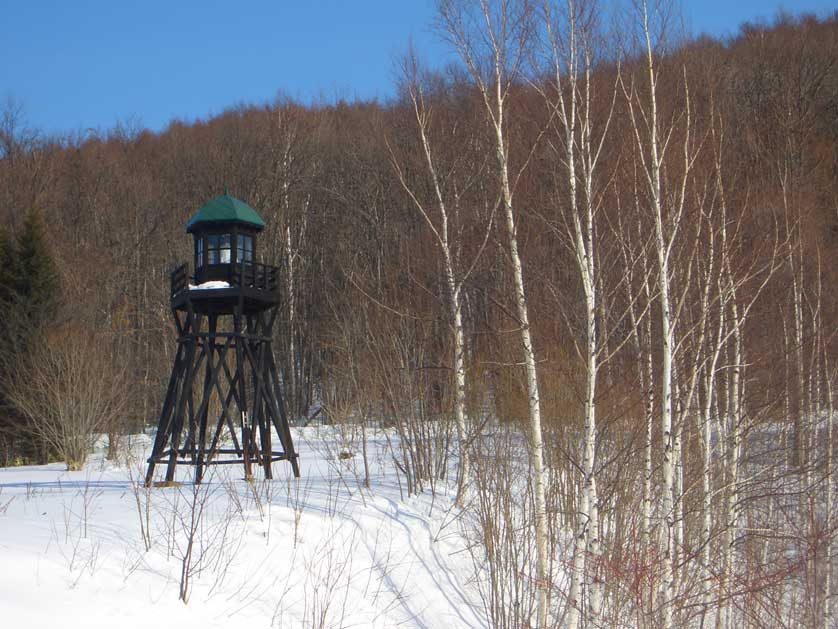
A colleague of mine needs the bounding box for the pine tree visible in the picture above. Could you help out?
[0,225,13,304]
[14,208,59,328]
[0,225,16,464]
[0,210,60,464]
[0,224,21,379]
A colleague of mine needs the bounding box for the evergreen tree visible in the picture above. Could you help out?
[0,210,60,464]
[14,208,59,328]
[0,225,16,309]
[0,224,19,379]
[0,226,16,464]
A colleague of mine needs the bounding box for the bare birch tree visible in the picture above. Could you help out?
[437,0,551,624]
[621,27,674,629]
[389,52,495,505]
[537,0,618,622]
[823,333,835,629]
[620,1,698,622]
[614,178,659,619]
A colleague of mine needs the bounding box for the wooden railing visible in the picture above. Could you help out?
[170,263,189,298]
[170,261,280,298]
[231,261,279,292]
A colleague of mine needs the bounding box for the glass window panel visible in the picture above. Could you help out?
[235,234,254,263]
[219,233,231,263]
[236,234,244,262]
[205,233,232,265]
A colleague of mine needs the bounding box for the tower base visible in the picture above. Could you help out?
[145,297,299,485]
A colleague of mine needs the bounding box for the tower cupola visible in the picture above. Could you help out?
[186,188,265,284]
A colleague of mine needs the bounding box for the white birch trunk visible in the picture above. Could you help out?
[544,0,610,627]
[639,31,677,624]
[390,64,479,505]
[417,91,471,504]
[625,7,688,621]
[438,1,550,622]
[719,301,742,629]
[658,268,676,629]
[793,273,806,468]
[700,303,725,626]
[673,376,684,589]
[284,223,296,415]
[499,137,550,629]
[824,362,834,629]
[449,280,470,502]
[541,5,612,622]
[489,17,549,628]
[579,201,602,626]
[700,371,716,625]
[641,274,655,597]
[618,197,656,619]
[643,328,655,611]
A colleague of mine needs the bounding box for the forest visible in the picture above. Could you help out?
[1,1,837,626]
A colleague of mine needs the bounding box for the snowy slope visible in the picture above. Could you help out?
[0,428,485,628]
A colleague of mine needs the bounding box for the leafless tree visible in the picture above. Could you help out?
[389,50,496,505]
[5,326,128,470]
[536,0,621,622]
[436,1,551,624]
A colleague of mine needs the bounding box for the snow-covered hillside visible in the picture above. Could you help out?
[0,428,484,628]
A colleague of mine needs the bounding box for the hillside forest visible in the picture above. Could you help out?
[1,2,837,627]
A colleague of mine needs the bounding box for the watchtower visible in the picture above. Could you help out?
[145,190,300,485]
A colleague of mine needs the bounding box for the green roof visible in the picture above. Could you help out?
[186,190,266,232]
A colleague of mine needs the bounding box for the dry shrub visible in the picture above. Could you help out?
[6,325,128,470]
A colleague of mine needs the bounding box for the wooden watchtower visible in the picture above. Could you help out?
[145,190,300,485]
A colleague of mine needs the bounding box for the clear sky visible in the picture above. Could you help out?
[1,0,835,136]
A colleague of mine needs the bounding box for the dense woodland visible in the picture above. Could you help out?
[1,2,837,626]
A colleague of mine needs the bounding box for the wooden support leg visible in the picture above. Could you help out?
[166,308,203,483]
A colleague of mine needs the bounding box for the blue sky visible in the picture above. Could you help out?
[1,0,835,135]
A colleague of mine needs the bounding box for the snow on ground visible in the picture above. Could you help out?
[0,427,484,628]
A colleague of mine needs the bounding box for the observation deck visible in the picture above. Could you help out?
[170,261,280,315]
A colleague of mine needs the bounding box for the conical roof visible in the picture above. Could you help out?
[186,189,266,233]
